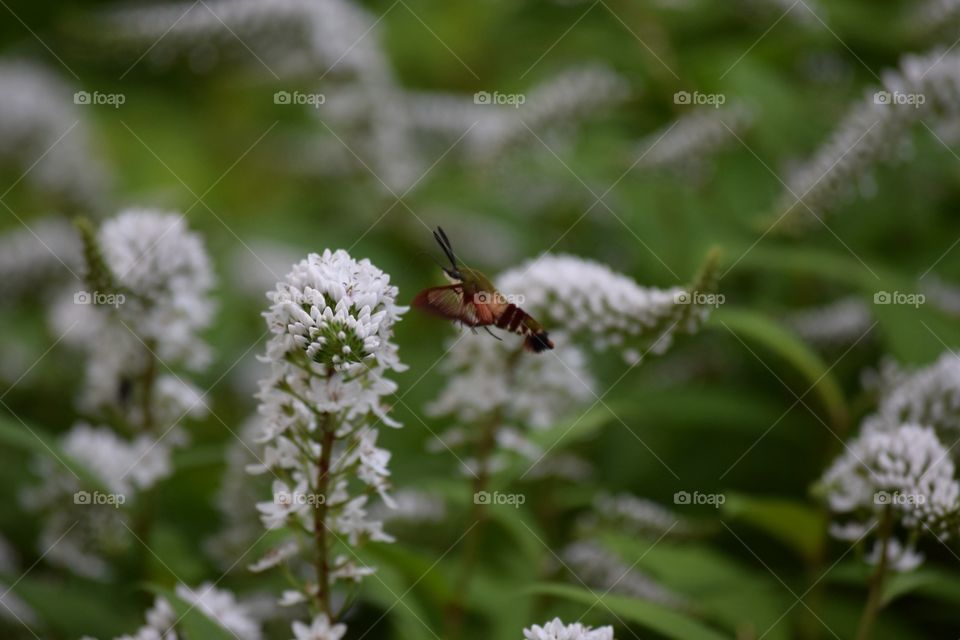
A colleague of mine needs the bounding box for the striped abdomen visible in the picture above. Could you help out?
[494,303,554,352]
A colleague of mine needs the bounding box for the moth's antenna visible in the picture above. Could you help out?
[433,227,458,270]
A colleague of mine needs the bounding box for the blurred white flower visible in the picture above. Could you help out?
[20,422,176,579]
[866,352,960,436]
[52,209,215,422]
[428,253,716,480]
[176,583,263,640]
[865,536,925,572]
[786,297,874,349]
[99,209,216,366]
[523,617,614,640]
[778,49,960,226]
[106,0,388,78]
[0,217,82,301]
[912,0,960,39]
[291,614,347,640]
[466,64,629,160]
[0,60,108,209]
[581,492,689,538]
[111,583,261,640]
[367,488,446,525]
[428,331,594,432]
[524,452,594,482]
[821,424,960,544]
[562,541,686,608]
[633,102,754,176]
[252,249,405,621]
[499,254,711,357]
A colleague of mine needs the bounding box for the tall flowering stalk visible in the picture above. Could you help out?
[434,251,719,637]
[248,249,405,633]
[25,209,214,578]
[776,49,960,229]
[818,351,960,638]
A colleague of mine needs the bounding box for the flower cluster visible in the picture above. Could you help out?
[427,331,595,432]
[249,249,406,629]
[820,423,960,569]
[83,582,262,640]
[53,209,215,421]
[498,253,716,360]
[106,0,387,78]
[864,351,960,436]
[428,252,717,474]
[26,210,214,578]
[912,0,960,39]
[0,61,108,209]
[0,216,82,301]
[777,49,960,228]
[562,541,685,608]
[467,64,630,160]
[578,492,690,538]
[21,422,178,578]
[822,423,959,532]
[633,102,754,177]
[523,618,614,640]
[786,297,874,349]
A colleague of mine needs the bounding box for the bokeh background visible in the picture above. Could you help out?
[2,0,960,638]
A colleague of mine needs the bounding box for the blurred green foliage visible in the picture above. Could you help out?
[2,0,960,638]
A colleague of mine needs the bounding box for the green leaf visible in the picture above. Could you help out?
[708,308,848,428]
[12,576,141,638]
[596,535,792,640]
[527,582,729,640]
[145,584,237,640]
[882,568,960,606]
[360,557,438,640]
[721,492,826,560]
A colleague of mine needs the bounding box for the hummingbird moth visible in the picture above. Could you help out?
[412,227,554,353]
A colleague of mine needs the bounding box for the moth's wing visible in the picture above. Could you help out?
[412,285,483,326]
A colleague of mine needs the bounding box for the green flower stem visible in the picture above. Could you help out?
[855,506,893,640]
[314,412,335,617]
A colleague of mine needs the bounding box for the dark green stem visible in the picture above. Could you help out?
[315,414,335,617]
[855,507,893,640]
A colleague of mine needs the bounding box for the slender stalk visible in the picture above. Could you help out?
[445,348,523,639]
[132,341,158,591]
[314,414,335,617]
[139,341,157,433]
[444,412,498,639]
[855,507,893,640]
